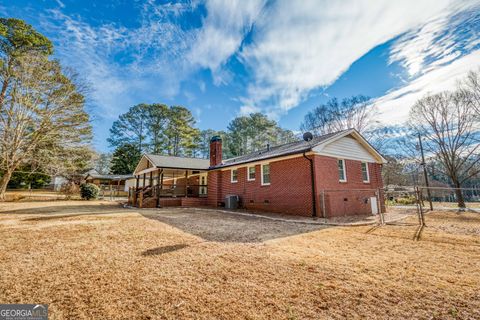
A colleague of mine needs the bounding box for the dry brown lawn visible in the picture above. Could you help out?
[0,201,479,319]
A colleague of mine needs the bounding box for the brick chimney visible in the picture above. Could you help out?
[209,136,222,167]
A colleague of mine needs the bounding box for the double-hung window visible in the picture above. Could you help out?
[261,164,270,185]
[361,162,370,183]
[338,159,347,182]
[248,166,256,181]
[231,169,238,183]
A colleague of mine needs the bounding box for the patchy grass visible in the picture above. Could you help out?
[4,190,80,201]
[0,201,479,319]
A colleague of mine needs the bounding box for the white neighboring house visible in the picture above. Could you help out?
[51,175,68,191]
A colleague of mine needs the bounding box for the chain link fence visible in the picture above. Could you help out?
[383,186,480,241]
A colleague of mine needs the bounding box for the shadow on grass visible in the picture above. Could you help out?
[140,208,331,243]
[0,203,123,216]
[141,244,189,256]
[22,211,125,221]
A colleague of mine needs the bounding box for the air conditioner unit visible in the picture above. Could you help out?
[225,194,239,209]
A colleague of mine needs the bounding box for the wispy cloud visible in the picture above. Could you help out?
[238,0,474,118]
[6,0,479,147]
[389,1,479,76]
[376,50,480,124]
[54,0,65,9]
[187,0,266,85]
[375,1,480,124]
[38,2,197,120]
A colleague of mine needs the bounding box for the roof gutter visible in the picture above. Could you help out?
[303,151,317,218]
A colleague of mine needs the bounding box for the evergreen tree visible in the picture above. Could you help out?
[110,143,141,175]
[227,113,296,156]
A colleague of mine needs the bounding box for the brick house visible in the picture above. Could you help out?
[129,129,387,217]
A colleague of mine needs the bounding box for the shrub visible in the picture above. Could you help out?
[60,181,79,199]
[395,196,416,205]
[80,183,99,200]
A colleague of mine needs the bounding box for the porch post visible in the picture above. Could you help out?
[143,173,146,187]
[149,171,153,187]
[185,170,188,198]
[134,175,139,205]
[156,169,162,208]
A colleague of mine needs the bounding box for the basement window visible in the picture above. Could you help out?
[231,169,238,183]
[338,159,347,182]
[361,162,370,183]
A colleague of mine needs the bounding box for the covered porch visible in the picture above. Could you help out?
[129,154,210,208]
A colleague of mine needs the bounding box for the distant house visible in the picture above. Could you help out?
[50,175,68,191]
[84,171,135,192]
[129,129,387,217]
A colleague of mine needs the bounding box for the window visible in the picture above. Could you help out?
[361,162,370,183]
[231,169,238,183]
[261,163,270,185]
[248,166,256,181]
[338,159,346,182]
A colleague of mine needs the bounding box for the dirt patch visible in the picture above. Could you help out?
[141,207,328,242]
[0,202,479,319]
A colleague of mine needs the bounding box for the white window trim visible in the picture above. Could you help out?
[247,165,256,181]
[261,163,270,186]
[362,162,370,183]
[338,159,347,182]
[231,169,238,183]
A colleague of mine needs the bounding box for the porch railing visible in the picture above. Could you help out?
[128,184,208,207]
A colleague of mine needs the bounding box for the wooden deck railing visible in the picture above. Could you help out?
[128,184,208,207]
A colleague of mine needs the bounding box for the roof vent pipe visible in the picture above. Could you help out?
[266,143,270,151]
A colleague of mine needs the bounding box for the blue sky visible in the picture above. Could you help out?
[2,0,480,151]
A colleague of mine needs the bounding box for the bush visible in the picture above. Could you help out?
[60,181,79,199]
[80,183,99,200]
[395,196,417,205]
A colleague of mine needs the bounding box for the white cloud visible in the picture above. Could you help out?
[39,2,198,120]
[35,0,267,120]
[54,0,65,9]
[389,0,479,76]
[15,0,479,135]
[376,50,480,124]
[239,0,474,117]
[187,0,266,85]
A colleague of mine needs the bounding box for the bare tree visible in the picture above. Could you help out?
[459,69,480,114]
[0,53,92,199]
[409,90,480,208]
[301,95,377,136]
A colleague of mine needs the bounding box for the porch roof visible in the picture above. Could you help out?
[85,173,133,181]
[135,154,210,174]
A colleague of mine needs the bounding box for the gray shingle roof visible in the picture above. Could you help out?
[216,130,346,168]
[85,173,134,180]
[146,154,210,170]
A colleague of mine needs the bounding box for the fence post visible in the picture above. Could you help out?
[415,186,426,226]
[321,190,326,219]
[376,189,384,225]
[379,188,385,225]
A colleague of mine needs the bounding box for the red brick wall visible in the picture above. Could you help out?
[207,170,222,206]
[208,156,314,216]
[313,155,385,217]
[207,154,385,217]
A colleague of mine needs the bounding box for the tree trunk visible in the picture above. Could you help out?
[453,180,466,209]
[0,169,13,201]
[0,78,9,112]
